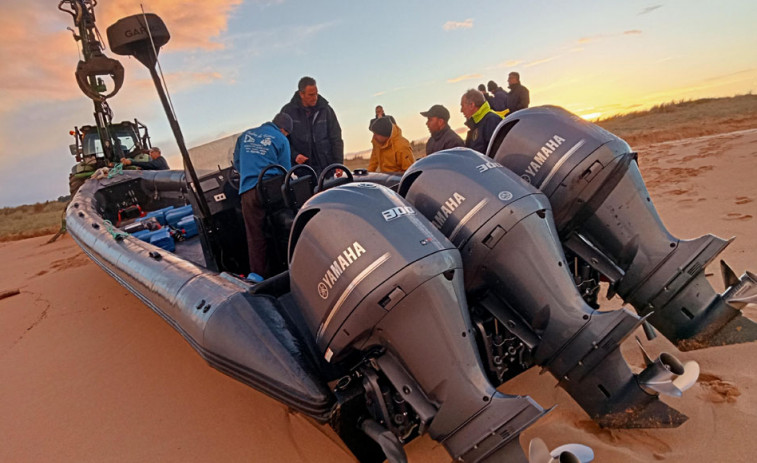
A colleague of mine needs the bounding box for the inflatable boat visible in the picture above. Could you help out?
[61,4,757,462]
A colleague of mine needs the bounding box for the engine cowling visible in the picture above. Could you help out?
[288,182,547,461]
[488,105,757,350]
[399,148,692,428]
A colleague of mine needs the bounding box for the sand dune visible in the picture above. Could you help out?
[1,129,756,462]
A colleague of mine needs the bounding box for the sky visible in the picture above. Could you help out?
[1,0,756,207]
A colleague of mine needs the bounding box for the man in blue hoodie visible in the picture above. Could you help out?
[280,76,344,174]
[233,113,293,278]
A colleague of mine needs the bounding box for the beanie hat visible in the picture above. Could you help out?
[370,117,393,138]
[272,112,294,133]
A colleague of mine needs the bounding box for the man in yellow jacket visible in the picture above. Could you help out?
[368,117,415,174]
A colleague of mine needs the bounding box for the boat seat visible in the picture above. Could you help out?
[257,165,293,274]
[282,164,317,211]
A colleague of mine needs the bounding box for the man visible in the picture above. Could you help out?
[486,80,509,112]
[506,72,530,113]
[367,117,414,173]
[369,105,396,130]
[460,89,503,155]
[477,84,492,105]
[280,76,344,175]
[121,147,169,170]
[420,104,464,155]
[232,113,293,279]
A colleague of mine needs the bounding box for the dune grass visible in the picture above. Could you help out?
[595,94,757,146]
[0,201,67,242]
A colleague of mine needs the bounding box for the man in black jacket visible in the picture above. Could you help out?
[460,89,503,155]
[506,72,530,113]
[280,76,344,174]
[486,80,509,112]
[420,104,464,155]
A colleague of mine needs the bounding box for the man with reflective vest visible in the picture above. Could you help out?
[460,88,503,155]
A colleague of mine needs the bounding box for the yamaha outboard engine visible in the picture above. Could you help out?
[288,183,547,462]
[399,149,698,428]
[488,106,757,350]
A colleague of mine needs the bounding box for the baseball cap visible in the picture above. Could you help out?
[420,104,450,122]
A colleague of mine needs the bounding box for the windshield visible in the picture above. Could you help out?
[187,132,239,178]
[82,126,139,157]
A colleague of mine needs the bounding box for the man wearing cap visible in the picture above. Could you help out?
[460,88,503,155]
[232,113,293,278]
[421,104,464,156]
[280,76,344,175]
[367,117,414,174]
[120,147,169,170]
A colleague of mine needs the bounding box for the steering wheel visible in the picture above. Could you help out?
[256,164,288,204]
[228,166,241,191]
[284,164,317,190]
[317,163,353,192]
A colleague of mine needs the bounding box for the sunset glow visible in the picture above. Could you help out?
[1,0,756,206]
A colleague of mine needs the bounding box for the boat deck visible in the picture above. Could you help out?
[174,236,206,268]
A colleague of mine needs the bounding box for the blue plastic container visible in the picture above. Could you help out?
[165,205,194,227]
[176,215,198,238]
[131,229,152,240]
[148,228,175,252]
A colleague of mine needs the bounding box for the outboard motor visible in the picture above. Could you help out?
[488,106,757,350]
[399,149,697,428]
[288,183,547,462]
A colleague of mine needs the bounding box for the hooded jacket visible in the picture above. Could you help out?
[232,121,292,195]
[280,92,344,174]
[368,125,415,173]
[490,88,509,112]
[464,101,503,155]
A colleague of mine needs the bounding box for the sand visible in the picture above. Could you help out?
[1,129,756,462]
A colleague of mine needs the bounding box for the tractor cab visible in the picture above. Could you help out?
[70,119,151,163]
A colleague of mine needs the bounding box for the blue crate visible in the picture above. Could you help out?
[176,215,198,238]
[148,227,175,252]
[165,204,194,227]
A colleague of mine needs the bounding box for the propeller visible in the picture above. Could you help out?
[529,438,594,463]
[635,337,699,397]
[721,261,757,306]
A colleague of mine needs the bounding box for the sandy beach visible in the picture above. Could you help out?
[1,129,756,462]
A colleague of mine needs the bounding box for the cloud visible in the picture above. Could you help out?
[443,19,474,31]
[576,30,642,45]
[524,56,559,68]
[0,0,242,115]
[639,5,662,15]
[489,59,523,70]
[128,70,227,94]
[447,73,482,83]
[98,0,243,51]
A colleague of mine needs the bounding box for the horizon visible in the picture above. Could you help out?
[2,0,756,207]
